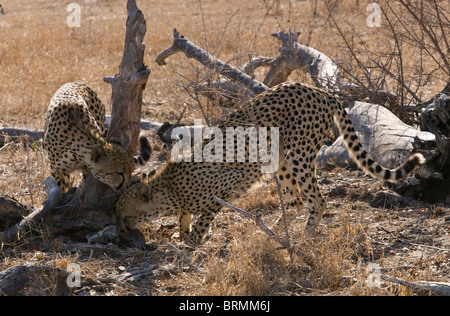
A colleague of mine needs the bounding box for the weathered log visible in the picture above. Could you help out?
[194,31,342,103]
[0,195,30,226]
[417,81,450,108]
[50,0,149,246]
[77,0,151,205]
[0,264,77,296]
[420,93,450,137]
[0,127,43,145]
[0,177,62,243]
[317,101,436,171]
[0,116,163,147]
[315,100,450,202]
[0,117,197,150]
[103,0,150,153]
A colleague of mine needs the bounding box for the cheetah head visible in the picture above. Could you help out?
[89,142,134,191]
[114,181,153,236]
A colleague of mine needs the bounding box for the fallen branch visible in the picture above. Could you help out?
[0,177,62,243]
[0,127,43,145]
[380,274,450,296]
[214,197,316,268]
[0,195,30,225]
[0,264,77,296]
[167,242,206,273]
[155,28,268,96]
[262,30,340,90]
[420,93,450,137]
[0,115,197,148]
[317,100,436,169]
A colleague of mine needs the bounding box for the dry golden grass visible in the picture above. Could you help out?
[0,0,449,296]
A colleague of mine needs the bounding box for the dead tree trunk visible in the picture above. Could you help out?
[77,0,150,205]
[61,0,150,242]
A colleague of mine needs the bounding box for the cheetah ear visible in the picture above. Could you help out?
[138,185,151,203]
[91,145,106,163]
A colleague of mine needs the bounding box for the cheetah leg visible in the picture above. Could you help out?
[188,210,216,245]
[51,172,72,194]
[186,169,246,245]
[298,169,326,235]
[283,154,326,235]
[272,160,304,231]
[179,210,192,239]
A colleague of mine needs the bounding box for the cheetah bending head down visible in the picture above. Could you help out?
[115,82,425,245]
[44,82,151,193]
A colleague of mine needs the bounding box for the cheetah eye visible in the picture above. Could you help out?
[116,172,125,190]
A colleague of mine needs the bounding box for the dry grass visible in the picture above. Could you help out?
[0,0,449,296]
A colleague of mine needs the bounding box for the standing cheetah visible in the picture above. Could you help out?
[44,82,151,193]
[115,82,425,245]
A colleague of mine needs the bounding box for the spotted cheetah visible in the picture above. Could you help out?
[115,82,425,245]
[44,82,151,193]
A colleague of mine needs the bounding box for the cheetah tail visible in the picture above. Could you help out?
[134,136,152,166]
[334,104,425,183]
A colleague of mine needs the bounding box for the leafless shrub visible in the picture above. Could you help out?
[327,0,449,119]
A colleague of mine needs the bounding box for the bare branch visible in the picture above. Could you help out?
[155,29,268,95]
[214,197,316,267]
[380,274,450,296]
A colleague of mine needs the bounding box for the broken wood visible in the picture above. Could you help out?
[258,30,340,90]
[103,0,150,153]
[0,195,30,227]
[380,274,450,296]
[79,0,151,205]
[0,177,62,243]
[0,264,77,296]
[420,93,450,137]
[155,28,268,96]
[52,0,150,246]
[0,127,43,145]
[156,29,342,104]
[0,116,165,147]
[317,100,436,171]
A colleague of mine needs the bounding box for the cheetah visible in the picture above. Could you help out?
[44,82,151,193]
[115,82,425,245]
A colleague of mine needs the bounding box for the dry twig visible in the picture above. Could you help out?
[214,197,316,267]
